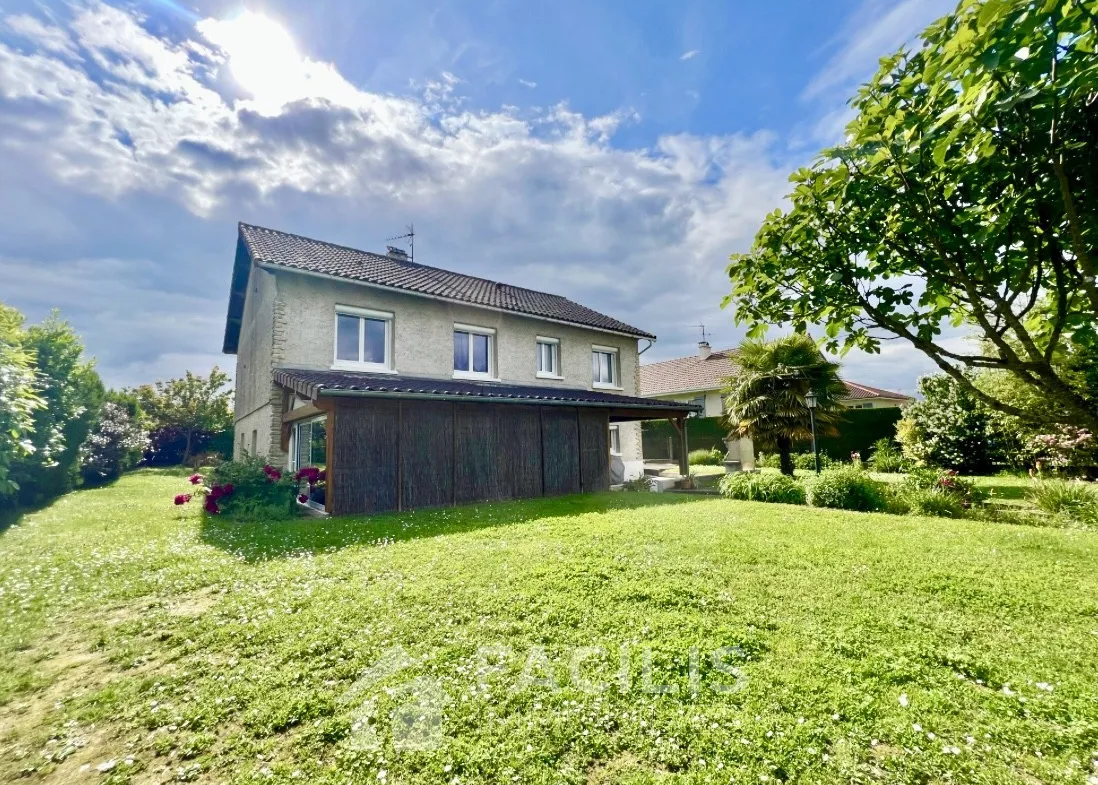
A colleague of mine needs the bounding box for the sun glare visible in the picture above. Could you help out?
[198,11,307,112]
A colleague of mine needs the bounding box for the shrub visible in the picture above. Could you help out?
[719,471,805,505]
[688,447,725,466]
[79,402,148,485]
[903,467,988,508]
[622,475,653,492]
[174,457,299,519]
[867,438,906,473]
[1027,479,1098,525]
[806,467,889,512]
[900,486,966,518]
[793,452,835,471]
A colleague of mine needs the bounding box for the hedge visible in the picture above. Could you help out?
[641,408,902,461]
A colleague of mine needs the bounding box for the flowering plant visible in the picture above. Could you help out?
[1028,426,1096,473]
[293,466,326,507]
[172,457,298,517]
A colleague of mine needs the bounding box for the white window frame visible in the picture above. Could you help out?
[609,424,621,455]
[591,344,621,390]
[535,336,562,379]
[288,414,327,472]
[332,305,395,373]
[453,323,497,380]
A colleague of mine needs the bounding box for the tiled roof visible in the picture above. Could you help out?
[638,347,912,402]
[274,368,700,416]
[638,348,742,396]
[223,223,654,352]
[840,381,913,401]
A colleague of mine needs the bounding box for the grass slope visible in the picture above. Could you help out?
[1,470,1097,784]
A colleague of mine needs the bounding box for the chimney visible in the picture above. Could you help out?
[698,341,711,359]
[386,245,409,261]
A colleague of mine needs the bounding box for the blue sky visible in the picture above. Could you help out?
[0,0,957,392]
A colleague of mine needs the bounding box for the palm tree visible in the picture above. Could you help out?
[723,334,847,476]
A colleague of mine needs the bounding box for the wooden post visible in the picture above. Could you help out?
[670,416,689,477]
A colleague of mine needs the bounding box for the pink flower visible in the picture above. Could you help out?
[188,473,202,485]
[174,494,191,505]
[298,494,308,504]
[263,465,282,481]
[223,483,234,495]
[204,498,219,514]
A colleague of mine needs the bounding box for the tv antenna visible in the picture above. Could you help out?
[698,324,710,344]
[386,224,415,263]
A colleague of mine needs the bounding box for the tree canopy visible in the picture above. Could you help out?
[725,0,1098,430]
[722,334,847,476]
[136,368,233,464]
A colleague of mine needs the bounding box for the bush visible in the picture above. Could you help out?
[1027,479,1098,525]
[622,475,653,492]
[899,486,966,518]
[903,467,988,508]
[719,472,805,505]
[174,457,299,519]
[794,452,835,471]
[688,448,724,466]
[80,403,148,485]
[806,467,889,512]
[867,438,906,473]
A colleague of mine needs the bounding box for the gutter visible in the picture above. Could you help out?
[315,387,701,413]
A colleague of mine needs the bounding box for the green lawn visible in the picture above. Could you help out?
[2,471,1098,784]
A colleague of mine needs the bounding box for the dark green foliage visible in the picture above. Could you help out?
[688,447,724,466]
[137,368,233,465]
[898,375,1021,473]
[206,458,298,519]
[1027,479,1098,526]
[719,471,805,505]
[642,417,728,460]
[9,311,103,506]
[794,408,905,461]
[758,452,835,471]
[723,335,847,476]
[806,467,889,512]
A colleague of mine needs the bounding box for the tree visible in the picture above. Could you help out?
[896,373,1024,473]
[722,334,848,476]
[10,311,103,505]
[725,0,1098,431]
[80,402,149,485]
[0,303,44,503]
[137,368,233,465]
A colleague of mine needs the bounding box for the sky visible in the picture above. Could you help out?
[0,0,960,394]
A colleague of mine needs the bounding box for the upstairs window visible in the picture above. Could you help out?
[592,346,618,388]
[536,337,561,378]
[333,306,393,371]
[454,324,494,378]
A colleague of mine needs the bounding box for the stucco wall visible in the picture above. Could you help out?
[232,265,284,463]
[235,267,649,476]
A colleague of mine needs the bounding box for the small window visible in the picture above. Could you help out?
[250,429,257,456]
[333,306,393,371]
[536,337,561,378]
[592,346,618,388]
[609,425,621,455]
[289,416,327,472]
[689,394,705,417]
[454,324,495,378]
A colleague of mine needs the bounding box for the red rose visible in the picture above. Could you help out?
[174,494,191,505]
[204,498,219,514]
[298,494,308,503]
[189,473,202,485]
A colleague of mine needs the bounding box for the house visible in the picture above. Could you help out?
[222,223,697,515]
[638,342,914,466]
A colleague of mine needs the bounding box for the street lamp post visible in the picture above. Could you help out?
[804,390,820,475]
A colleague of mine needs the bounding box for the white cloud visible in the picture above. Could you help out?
[5,13,79,58]
[801,0,955,101]
[679,49,700,61]
[517,78,537,88]
[0,2,931,393]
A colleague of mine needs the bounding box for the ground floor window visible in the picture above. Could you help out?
[289,416,327,509]
[609,425,621,455]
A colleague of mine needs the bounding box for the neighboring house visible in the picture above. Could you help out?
[223,223,696,515]
[638,342,914,465]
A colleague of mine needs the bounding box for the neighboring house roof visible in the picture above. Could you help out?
[274,368,701,415]
[638,348,741,397]
[223,223,655,353]
[839,381,914,401]
[638,347,912,402]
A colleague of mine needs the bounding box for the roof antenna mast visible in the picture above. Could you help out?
[386,224,415,263]
[698,324,710,344]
